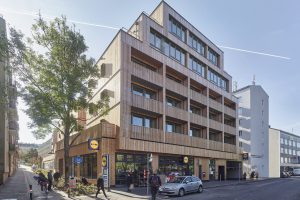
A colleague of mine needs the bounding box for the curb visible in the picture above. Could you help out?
[110,190,150,199]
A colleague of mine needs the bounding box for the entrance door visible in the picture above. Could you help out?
[199,165,202,180]
[218,166,225,180]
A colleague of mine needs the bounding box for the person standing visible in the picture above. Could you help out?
[149,172,161,200]
[126,173,134,192]
[96,174,108,199]
[47,170,53,191]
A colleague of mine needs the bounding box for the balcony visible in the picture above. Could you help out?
[131,93,163,114]
[224,106,236,118]
[9,108,18,121]
[166,78,188,96]
[190,113,207,127]
[190,89,207,105]
[209,140,223,151]
[130,125,164,143]
[166,106,188,122]
[165,132,189,146]
[224,124,236,135]
[224,143,236,153]
[209,99,222,112]
[9,144,17,153]
[209,119,223,132]
[9,121,19,131]
[190,137,207,149]
[131,62,163,86]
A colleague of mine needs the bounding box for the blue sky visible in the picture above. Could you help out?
[0,0,299,143]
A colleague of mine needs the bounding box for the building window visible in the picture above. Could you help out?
[281,148,284,153]
[80,153,97,179]
[132,84,156,100]
[189,56,205,77]
[280,157,283,163]
[208,69,227,91]
[166,96,180,108]
[285,139,288,145]
[189,128,205,138]
[150,29,186,65]
[280,138,284,144]
[207,48,218,66]
[285,148,288,154]
[239,142,243,147]
[239,130,242,137]
[188,33,205,55]
[168,15,186,42]
[131,114,156,128]
[289,149,292,155]
[166,122,181,134]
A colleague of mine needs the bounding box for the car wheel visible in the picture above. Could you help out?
[178,188,185,197]
[198,185,203,193]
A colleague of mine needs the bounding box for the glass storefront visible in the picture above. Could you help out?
[115,153,150,186]
[159,156,194,176]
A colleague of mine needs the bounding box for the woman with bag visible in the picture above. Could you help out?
[126,173,134,192]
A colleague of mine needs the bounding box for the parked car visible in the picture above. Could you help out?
[293,168,300,176]
[159,176,203,197]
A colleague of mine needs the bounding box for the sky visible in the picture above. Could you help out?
[0,0,299,144]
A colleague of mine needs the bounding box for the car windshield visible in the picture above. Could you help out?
[168,177,186,183]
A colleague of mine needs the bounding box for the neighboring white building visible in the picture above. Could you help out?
[234,84,269,177]
[268,128,280,177]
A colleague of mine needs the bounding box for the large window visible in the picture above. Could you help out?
[150,29,186,65]
[189,128,205,138]
[132,84,156,100]
[131,114,156,128]
[207,48,218,66]
[208,69,227,91]
[166,122,181,134]
[168,15,186,42]
[189,56,205,77]
[159,156,194,176]
[80,153,97,179]
[166,96,180,108]
[188,33,205,55]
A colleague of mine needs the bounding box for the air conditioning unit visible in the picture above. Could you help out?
[100,63,113,78]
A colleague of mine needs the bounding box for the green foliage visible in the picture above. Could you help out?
[34,168,48,177]
[19,148,39,165]
[55,177,96,197]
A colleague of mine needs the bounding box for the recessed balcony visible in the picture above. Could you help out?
[224,124,236,135]
[190,89,207,105]
[190,113,207,127]
[209,98,222,112]
[224,143,236,153]
[209,140,223,151]
[130,125,164,143]
[166,78,188,97]
[131,62,163,86]
[166,106,188,122]
[131,93,163,114]
[224,106,236,118]
[209,119,223,132]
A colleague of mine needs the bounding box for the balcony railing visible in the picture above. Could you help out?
[131,93,163,114]
[165,132,189,146]
[224,143,236,153]
[209,140,223,151]
[190,89,207,105]
[131,62,163,86]
[190,136,207,148]
[209,99,222,111]
[166,106,188,122]
[166,78,188,96]
[209,119,223,131]
[224,124,236,135]
[130,125,164,142]
[224,106,236,118]
[190,113,207,127]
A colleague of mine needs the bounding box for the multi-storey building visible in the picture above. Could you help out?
[234,84,269,177]
[269,128,300,177]
[0,15,19,184]
[55,2,241,186]
[38,138,55,170]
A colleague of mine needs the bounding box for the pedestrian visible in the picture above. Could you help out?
[47,170,53,191]
[96,174,108,199]
[126,173,134,192]
[149,171,161,200]
[81,177,89,185]
[53,171,60,188]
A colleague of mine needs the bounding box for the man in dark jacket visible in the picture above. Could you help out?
[96,175,108,199]
[126,173,133,192]
[149,172,161,200]
[47,171,53,191]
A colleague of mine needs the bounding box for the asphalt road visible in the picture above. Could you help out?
[158,177,300,200]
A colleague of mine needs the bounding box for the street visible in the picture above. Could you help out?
[2,167,300,200]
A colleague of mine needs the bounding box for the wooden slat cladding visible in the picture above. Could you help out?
[165,132,207,149]
[209,140,223,151]
[224,124,236,135]
[190,113,207,127]
[56,122,117,150]
[131,62,163,86]
[209,119,223,132]
[131,93,163,114]
[166,106,188,121]
[130,125,164,142]
[224,106,236,118]
[190,89,207,105]
[209,99,222,112]
[165,78,188,96]
[224,143,236,153]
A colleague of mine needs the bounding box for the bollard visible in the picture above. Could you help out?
[29,184,33,200]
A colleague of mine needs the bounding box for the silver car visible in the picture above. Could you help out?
[159,176,203,197]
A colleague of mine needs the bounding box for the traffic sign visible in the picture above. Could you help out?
[74,156,83,164]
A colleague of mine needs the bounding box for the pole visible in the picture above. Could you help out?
[146,153,149,195]
[238,163,241,182]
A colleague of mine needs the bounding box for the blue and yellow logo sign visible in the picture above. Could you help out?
[88,139,99,150]
[102,155,108,167]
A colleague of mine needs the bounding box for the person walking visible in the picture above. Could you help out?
[126,173,134,192]
[47,170,53,191]
[149,172,161,200]
[96,174,108,199]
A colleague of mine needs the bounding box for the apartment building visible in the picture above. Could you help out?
[234,85,269,177]
[55,2,241,186]
[0,16,19,184]
[269,128,300,177]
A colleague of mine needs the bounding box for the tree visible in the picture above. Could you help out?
[6,16,109,185]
